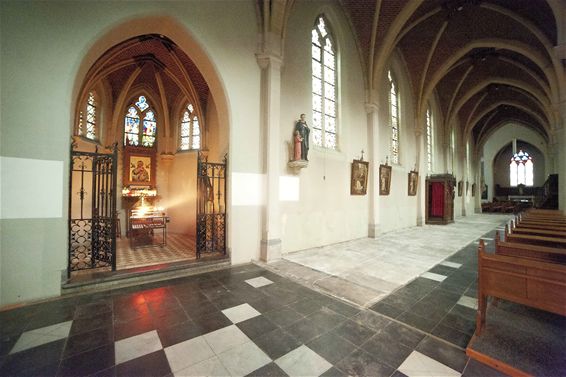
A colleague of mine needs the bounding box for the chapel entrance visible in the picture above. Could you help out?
[68,33,229,280]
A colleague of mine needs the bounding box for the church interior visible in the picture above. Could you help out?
[1,0,565,376]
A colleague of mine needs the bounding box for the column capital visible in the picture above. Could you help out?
[364,102,379,114]
[256,53,282,70]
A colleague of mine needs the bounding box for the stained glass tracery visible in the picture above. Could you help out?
[426,106,433,172]
[509,150,533,186]
[124,96,156,147]
[312,15,337,150]
[78,91,97,140]
[389,70,399,164]
[179,104,200,151]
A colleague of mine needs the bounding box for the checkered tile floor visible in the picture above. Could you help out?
[1,244,506,376]
[116,234,197,270]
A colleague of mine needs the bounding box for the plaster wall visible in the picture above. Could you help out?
[279,2,369,252]
[0,1,260,306]
[492,142,545,190]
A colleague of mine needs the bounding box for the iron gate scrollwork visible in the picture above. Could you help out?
[68,143,117,275]
[197,153,227,258]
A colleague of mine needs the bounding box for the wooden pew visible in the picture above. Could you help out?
[514,222,566,232]
[505,233,566,248]
[476,240,566,336]
[496,230,566,264]
[511,227,566,239]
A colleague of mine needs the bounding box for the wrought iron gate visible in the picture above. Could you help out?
[68,144,117,275]
[196,153,227,258]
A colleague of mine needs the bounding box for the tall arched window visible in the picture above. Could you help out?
[78,91,97,140]
[426,106,433,172]
[124,95,156,148]
[179,103,200,151]
[388,70,400,164]
[510,150,533,186]
[312,15,337,149]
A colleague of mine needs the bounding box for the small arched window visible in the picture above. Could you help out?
[179,104,200,151]
[388,70,400,164]
[510,150,533,186]
[426,106,433,172]
[311,15,337,149]
[124,95,156,148]
[78,91,97,140]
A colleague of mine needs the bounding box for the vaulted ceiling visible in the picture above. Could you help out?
[260,0,563,149]
[340,0,563,147]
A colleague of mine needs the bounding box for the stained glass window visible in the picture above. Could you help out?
[509,150,533,186]
[179,103,200,151]
[124,96,156,147]
[388,70,399,164]
[78,91,97,140]
[426,106,433,172]
[312,15,337,149]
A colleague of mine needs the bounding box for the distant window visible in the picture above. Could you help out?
[78,91,97,140]
[311,15,337,149]
[179,103,200,151]
[388,70,400,164]
[510,150,533,186]
[124,96,156,148]
[426,106,433,172]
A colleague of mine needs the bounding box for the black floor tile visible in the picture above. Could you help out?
[407,300,450,322]
[420,288,461,308]
[308,331,357,364]
[306,307,346,330]
[147,298,184,318]
[285,317,329,344]
[115,349,171,377]
[0,335,19,357]
[237,315,278,340]
[156,320,204,348]
[325,301,360,318]
[432,323,473,348]
[181,301,219,320]
[428,265,457,276]
[369,301,404,319]
[245,361,289,377]
[253,328,302,360]
[114,315,155,341]
[333,319,375,346]
[396,311,438,333]
[448,304,476,322]
[361,334,413,369]
[438,312,476,336]
[63,325,114,359]
[288,298,323,316]
[249,296,284,313]
[375,321,425,349]
[263,307,303,328]
[379,294,418,312]
[211,292,247,310]
[74,301,113,319]
[113,303,150,325]
[336,348,395,377]
[90,366,116,377]
[416,336,469,373]
[438,281,468,295]
[71,311,113,336]
[320,366,349,377]
[58,343,115,377]
[0,339,65,376]
[25,307,75,331]
[461,358,508,377]
[150,307,189,329]
[192,311,232,333]
[353,310,392,332]
[390,370,409,377]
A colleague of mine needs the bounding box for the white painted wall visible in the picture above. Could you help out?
[279,2,370,252]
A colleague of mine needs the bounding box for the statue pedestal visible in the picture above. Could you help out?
[287,159,308,173]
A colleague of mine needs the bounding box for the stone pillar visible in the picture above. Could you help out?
[415,128,426,226]
[474,151,483,213]
[460,148,467,216]
[257,54,282,262]
[557,124,566,212]
[366,102,381,237]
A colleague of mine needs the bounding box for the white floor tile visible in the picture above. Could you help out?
[221,303,260,324]
[245,276,274,288]
[204,324,251,354]
[10,320,73,354]
[480,237,494,241]
[275,345,332,377]
[421,272,447,282]
[165,336,215,373]
[115,330,162,365]
[457,296,478,310]
[217,341,271,376]
[439,261,462,269]
[174,356,230,377]
[398,351,460,377]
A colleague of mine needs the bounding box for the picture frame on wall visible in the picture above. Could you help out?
[351,159,369,195]
[408,171,418,196]
[123,148,156,187]
[379,164,392,195]
[457,181,463,197]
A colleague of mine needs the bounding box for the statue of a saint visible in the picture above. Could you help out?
[294,114,310,161]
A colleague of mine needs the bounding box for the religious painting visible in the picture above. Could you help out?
[379,164,392,196]
[472,183,476,197]
[408,171,418,196]
[457,181,463,197]
[123,148,156,187]
[351,160,369,195]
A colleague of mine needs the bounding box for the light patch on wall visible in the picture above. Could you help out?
[1,157,63,219]
[279,176,299,201]
[232,172,264,206]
